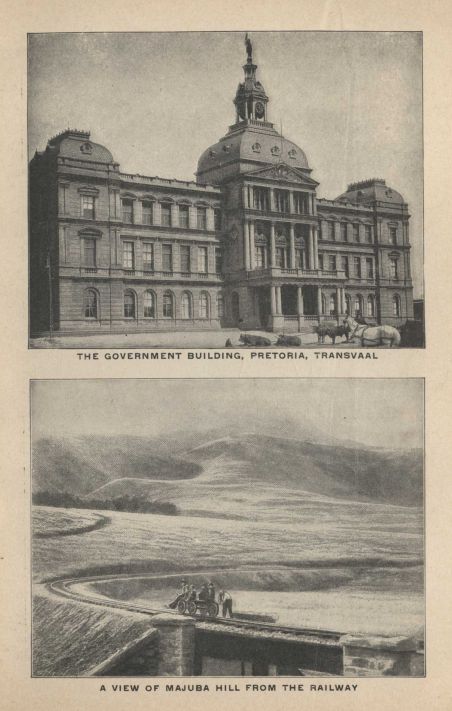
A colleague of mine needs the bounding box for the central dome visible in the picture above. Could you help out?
[196,38,310,185]
[197,124,310,185]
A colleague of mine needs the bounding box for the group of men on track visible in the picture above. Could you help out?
[169,579,233,617]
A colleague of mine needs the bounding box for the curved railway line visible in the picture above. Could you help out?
[46,571,343,643]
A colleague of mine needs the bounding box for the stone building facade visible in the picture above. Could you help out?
[29,45,414,336]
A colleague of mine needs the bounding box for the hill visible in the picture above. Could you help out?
[32,436,202,496]
[32,433,423,512]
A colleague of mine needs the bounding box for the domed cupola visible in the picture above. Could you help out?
[233,34,269,123]
[197,35,310,185]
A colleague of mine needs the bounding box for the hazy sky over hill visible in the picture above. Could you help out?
[28,31,423,297]
[32,379,423,450]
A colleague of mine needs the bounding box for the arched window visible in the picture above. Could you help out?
[217,293,225,319]
[344,294,351,316]
[199,292,209,319]
[181,292,192,319]
[367,295,375,317]
[329,294,336,316]
[124,290,136,318]
[84,289,98,319]
[143,290,155,318]
[393,294,401,317]
[354,294,363,317]
[163,291,174,318]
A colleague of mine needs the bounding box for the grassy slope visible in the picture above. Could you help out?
[32,436,201,495]
[32,434,423,509]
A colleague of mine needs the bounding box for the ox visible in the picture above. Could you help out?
[276,334,302,347]
[239,333,272,347]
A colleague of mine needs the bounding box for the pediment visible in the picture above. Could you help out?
[244,163,319,186]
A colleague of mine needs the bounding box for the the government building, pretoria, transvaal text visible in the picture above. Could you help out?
[29,45,414,336]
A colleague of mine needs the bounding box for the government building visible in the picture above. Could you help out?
[29,42,414,336]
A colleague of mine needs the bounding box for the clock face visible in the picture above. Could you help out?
[255,101,265,118]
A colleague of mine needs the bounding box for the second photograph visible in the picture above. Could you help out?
[31,378,424,678]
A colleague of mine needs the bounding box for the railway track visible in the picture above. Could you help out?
[45,572,343,642]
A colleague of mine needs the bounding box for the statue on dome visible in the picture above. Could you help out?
[245,33,252,62]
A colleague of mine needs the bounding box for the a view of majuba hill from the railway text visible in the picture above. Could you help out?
[28,32,423,348]
[32,379,424,677]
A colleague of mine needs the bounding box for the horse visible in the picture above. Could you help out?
[315,321,350,345]
[343,315,401,348]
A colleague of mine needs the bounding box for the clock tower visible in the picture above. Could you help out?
[233,34,269,123]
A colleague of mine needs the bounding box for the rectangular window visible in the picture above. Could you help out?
[197,207,207,230]
[275,190,290,213]
[214,209,222,231]
[162,244,173,272]
[142,202,153,225]
[255,245,266,268]
[275,247,286,268]
[389,227,397,245]
[122,199,133,224]
[354,256,361,278]
[142,243,154,271]
[329,255,337,272]
[390,258,398,279]
[328,222,335,240]
[318,254,324,271]
[198,246,208,273]
[341,255,349,277]
[293,192,309,214]
[179,204,189,229]
[366,257,374,278]
[83,238,96,266]
[353,224,360,242]
[215,247,223,274]
[161,203,172,227]
[253,187,269,211]
[82,195,95,219]
[341,223,348,242]
[123,241,134,269]
[180,245,191,273]
[365,224,373,243]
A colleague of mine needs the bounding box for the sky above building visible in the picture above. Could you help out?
[28,31,423,296]
[32,379,423,451]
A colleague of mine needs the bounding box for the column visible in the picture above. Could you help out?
[270,222,276,266]
[269,188,276,212]
[289,191,294,214]
[336,286,341,317]
[289,224,296,268]
[115,191,121,220]
[249,221,255,270]
[270,285,277,315]
[342,288,347,315]
[115,230,121,266]
[308,226,315,270]
[59,225,68,263]
[243,222,250,271]
[313,227,319,269]
[276,286,282,314]
[242,185,248,209]
[297,286,304,315]
[317,286,323,316]
[58,183,68,215]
